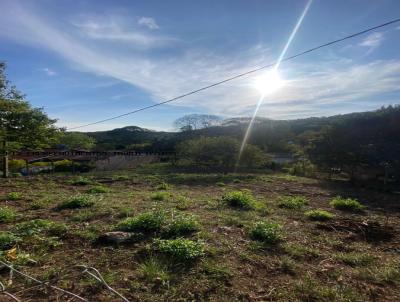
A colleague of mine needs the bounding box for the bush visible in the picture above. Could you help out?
[58,195,95,209]
[250,221,283,244]
[305,209,334,221]
[7,192,21,201]
[278,196,308,209]
[13,219,67,237]
[330,196,364,211]
[0,206,17,222]
[116,211,165,233]
[154,238,205,261]
[166,214,199,237]
[9,159,25,172]
[151,191,169,201]
[0,232,20,250]
[87,186,109,194]
[223,190,257,210]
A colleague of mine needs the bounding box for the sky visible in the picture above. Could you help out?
[0,0,399,132]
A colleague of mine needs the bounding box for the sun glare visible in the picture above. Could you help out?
[254,70,284,96]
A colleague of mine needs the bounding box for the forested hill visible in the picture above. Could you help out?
[85,105,400,153]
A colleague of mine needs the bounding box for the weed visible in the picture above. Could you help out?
[283,244,321,260]
[216,182,225,187]
[87,185,109,194]
[280,256,298,275]
[154,238,205,261]
[117,211,165,233]
[0,206,17,222]
[151,191,170,201]
[166,214,199,237]
[112,175,129,181]
[13,219,67,237]
[58,195,95,209]
[202,261,233,283]
[71,177,92,186]
[223,190,257,210]
[336,252,375,267]
[249,221,283,244]
[278,196,308,209]
[330,196,364,211]
[7,192,21,201]
[175,195,192,210]
[305,209,334,221]
[138,257,170,283]
[156,182,170,190]
[0,232,20,250]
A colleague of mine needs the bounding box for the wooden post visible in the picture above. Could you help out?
[2,141,8,178]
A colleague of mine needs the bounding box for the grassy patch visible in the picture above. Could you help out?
[138,257,170,283]
[305,209,334,221]
[278,196,308,209]
[223,190,257,210]
[249,221,283,244]
[87,185,109,194]
[0,206,17,222]
[280,256,298,275]
[166,214,199,237]
[156,182,170,190]
[58,195,95,209]
[175,195,192,210]
[116,211,165,233]
[13,219,67,237]
[70,177,92,186]
[330,196,364,211]
[0,232,20,250]
[6,192,21,200]
[154,238,205,261]
[150,191,170,201]
[336,252,375,267]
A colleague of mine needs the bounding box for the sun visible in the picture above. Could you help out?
[254,70,285,95]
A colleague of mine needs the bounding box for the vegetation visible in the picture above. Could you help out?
[6,191,21,200]
[0,206,17,222]
[58,195,95,209]
[249,221,283,244]
[0,232,20,250]
[154,238,205,261]
[222,190,257,210]
[116,211,165,233]
[278,196,308,209]
[166,214,199,237]
[304,209,334,221]
[87,185,109,194]
[58,132,96,150]
[330,196,364,211]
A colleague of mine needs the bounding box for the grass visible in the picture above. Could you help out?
[154,238,205,261]
[70,177,92,186]
[87,185,109,193]
[166,214,199,237]
[116,211,165,233]
[13,219,67,237]
[335,252,375,267]
[175,195,192,210]
[58,195,95,209]
[0,206,17,222]
[222,190,257,210]
[137,257,170,283]
[330,196,364,211]
[156,182,170,190]
[150,191,170,201]
[304,209,334,221]
[278,196,308,209]
[0,232,20,250]
[6,192,21,200]
[249,221,283,244]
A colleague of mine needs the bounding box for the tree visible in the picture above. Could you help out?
[0,62,61,176]
[174,114,221,131]
[58,132,96,150]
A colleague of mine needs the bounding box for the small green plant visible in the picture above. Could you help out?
[150,191,169,201]
[330,197,364,211]
[278,196,308,209]
[175,195,192,210]
[58,195,95,209]
[6,192,21,201]
[116,211,165,233]
[223,190,257,210]
[166,214,199,237]
[138,258,170,283]
[13,219,67,237]
[249,221,283,244]
[0,206,17,222]
[305,209,334,221]
[280,256,298,275]
[336,252,375,267]
[156,182,170,190]
[216,182,225,187]
[0,232,20,250]
[154,238,205,261]
[87,185,109,194]
[70,177,92,186]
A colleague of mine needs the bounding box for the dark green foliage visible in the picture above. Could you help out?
[116,211,165,233]
[278,196,308,209]
[305,209,334,221]
[0,232,20,250]
[59,195,95,209]
[250,221,283,244]
[330,197,364,211]
[154,238,205,261]
[223,190,257,210]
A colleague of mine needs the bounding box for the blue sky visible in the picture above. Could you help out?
[0,0,399,131]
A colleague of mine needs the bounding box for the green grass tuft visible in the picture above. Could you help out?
[223,190,257,210]
[13,219,67,237]
[166,214,199,237]
[305,209,334,221]
[154,238,205,261]
[87,185,109,194]
[249,221,283,244]
[330,196,364,211]
[70,177,92,186]
[6,192,21,201]
[150,191,170,201]
[278,196,308,209]
[116,211,165,233]
[138,257,170,283]
[0,232,20,250]
[59,195,95,209]
[156,182,170,190]
[0,206,17,222]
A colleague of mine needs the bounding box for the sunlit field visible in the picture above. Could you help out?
[0,163,399,301]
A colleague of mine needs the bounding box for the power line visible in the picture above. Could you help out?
[68,18,400,130]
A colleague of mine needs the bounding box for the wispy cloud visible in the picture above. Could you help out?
[138,17,159,30]
[359,32,384,51]
[41,68,56,76]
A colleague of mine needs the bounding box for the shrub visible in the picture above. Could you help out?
[156,182,169,190]
[166,214,199,237]
[13,219,67,237]
[58,195,95,209]
[70,177,92,186]
[278,196,308,209]
[151,191,169,201]
[9,159,25,172]
[116,211,165,233]
[7,192,21,201]
[250,221,283,244]
[223,190,257,210]
[305,209,334,221]
[0,206,17,222]
[87,186,109,194]
[330,196,364,211]
[175,195,192,210]
[154,238,205,261]
[0,232,20,250]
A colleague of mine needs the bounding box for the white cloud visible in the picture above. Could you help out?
[359,32,384,50]
[137,17,159,30]
[41,68,56,76]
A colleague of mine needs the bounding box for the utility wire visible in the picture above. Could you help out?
[68,18,400,130]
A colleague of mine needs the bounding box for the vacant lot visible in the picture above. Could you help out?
[0,164,399,301]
